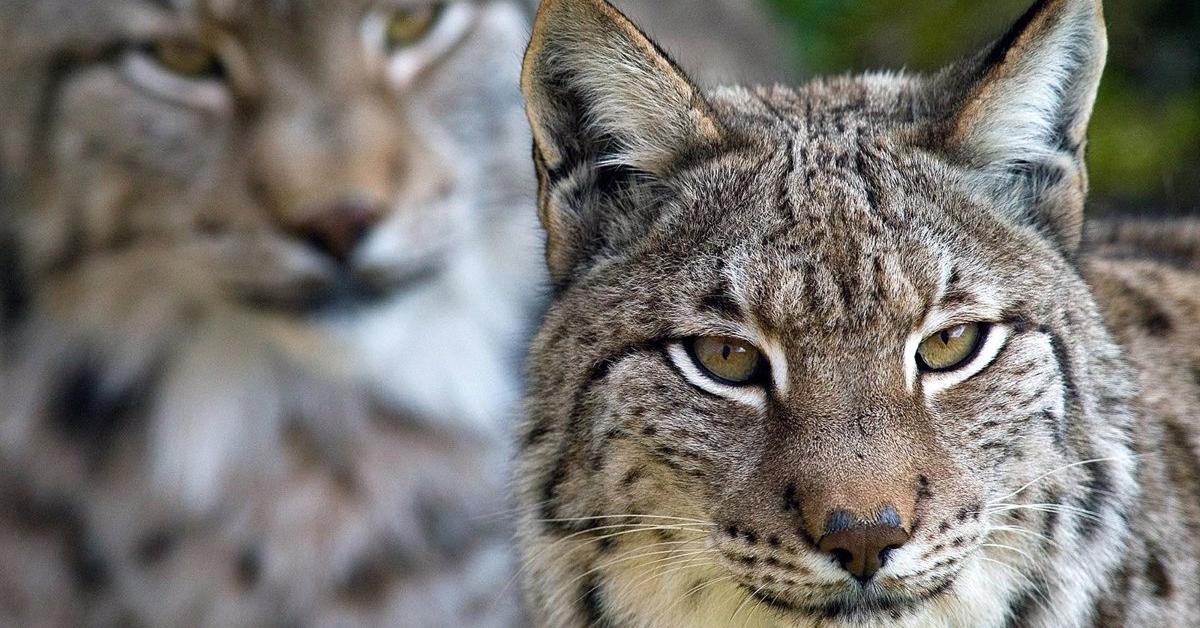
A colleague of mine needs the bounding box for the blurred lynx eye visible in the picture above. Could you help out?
[690,336,764,385]
[148,40,222,78]
[916,322,985,372]
[385,5,444,49]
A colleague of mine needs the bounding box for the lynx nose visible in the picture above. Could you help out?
[817,507,910,584]
[299,198,382,263]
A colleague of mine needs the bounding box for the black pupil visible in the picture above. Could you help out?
[722,345,732,360]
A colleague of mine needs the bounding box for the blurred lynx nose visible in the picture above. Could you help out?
[295,198,384,263]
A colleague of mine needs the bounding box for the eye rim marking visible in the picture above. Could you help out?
[665,342,768,411]
[916,322,1014,397]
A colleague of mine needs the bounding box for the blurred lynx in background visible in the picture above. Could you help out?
[0,0,789,625]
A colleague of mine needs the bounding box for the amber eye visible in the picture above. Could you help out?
[690,336,764,385]
[385,5,444,49]
[148,40,222,77]
[916,323,986,372]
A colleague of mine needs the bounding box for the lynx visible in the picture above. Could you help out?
[0,0,793,624]
[515,0,1200,627]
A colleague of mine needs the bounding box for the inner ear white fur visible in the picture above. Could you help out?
[953,0,1106,168]
[666,343,766,411]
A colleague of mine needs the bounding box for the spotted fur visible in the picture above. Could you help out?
[515,1,1200,626]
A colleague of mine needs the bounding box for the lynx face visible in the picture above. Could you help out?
[0,1,539,624]
[517,1,1140,626]
[0,0,541,431]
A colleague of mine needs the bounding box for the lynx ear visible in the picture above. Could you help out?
[943,0,1107,253]
[521,0,722,282]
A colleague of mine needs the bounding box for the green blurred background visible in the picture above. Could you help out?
[766,0,1199,216]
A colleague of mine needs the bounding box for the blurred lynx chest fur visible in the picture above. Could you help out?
[514,0,1200,627]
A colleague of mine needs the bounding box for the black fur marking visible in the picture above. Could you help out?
[0,225,28,340]
[135,527,178,566]
[1077,459,1111,540]
[235,546,262,590]
[523,425,552,449]
[698,279,743,321]
[1004,576,1048,628]
[580,575,614,628]
[1041,491,1061,539]
[782,483,801,513]
[1042,410,1068,451]
[341,557,395,605]
[982,0,1053,78]
[69,535,110,594]
[621,466,644,487]
[539,456,572,533]
[1045,328,1081,416]
[1144,548,1172,599]
[541,343,657,532]
[52,355,156,469]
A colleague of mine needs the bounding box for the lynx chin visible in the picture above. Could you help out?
[514,0,1200,626]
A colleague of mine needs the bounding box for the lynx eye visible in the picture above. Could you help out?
[690,336,764,385]
[385,5,444,49]
[916,323,985,372]
[148,40,222,78]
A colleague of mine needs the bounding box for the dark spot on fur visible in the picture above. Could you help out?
[539,456,570,532]
[236,546,262,590]
[783,483,800,513]
[1142,311,1172,336]
[341,557,396,605]
[70,541,110,594]
[699,280,743,320]
[916,475,932,500]
[621,467,643,487]
[1004,576,1049,628]
[580,575,614,628]
[0,229,28,338]
[523,425,551,448]
[53,354,155,467]
[135,527,178,565]
[1145,552,1172,598]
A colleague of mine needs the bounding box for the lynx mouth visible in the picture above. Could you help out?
[743,578,955,622]
[229,260,441,316]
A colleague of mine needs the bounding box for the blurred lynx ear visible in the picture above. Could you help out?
[521,0,722,282]
[942,0,1107,253]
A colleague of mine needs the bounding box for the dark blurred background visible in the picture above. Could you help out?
[767,0,1200,216]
